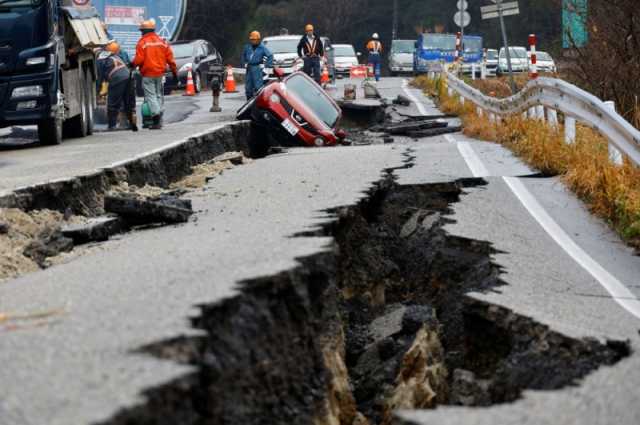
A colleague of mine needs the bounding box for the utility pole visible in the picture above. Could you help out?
[392,0,398,40]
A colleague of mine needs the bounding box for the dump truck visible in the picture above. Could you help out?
[0,0,109,145]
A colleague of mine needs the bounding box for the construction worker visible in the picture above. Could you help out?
[366,33,383,82]
[97,41,137,132]
[241,31,274,100]
[297,24,324,84]
[132,19,178,130]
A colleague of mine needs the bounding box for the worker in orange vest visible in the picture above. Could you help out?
[132,19,178,130]
[97,41,137,132]
[366,33,383,82]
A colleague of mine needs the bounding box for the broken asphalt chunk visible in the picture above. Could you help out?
[408,126,462,138]
[383,119,448,135]
[61,216,124,244]
[392,95,412,107]
[104,194,193,225]
[23,228,74,268]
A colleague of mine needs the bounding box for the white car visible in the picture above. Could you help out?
[262,35,304,77]
[485,49,498,76]
[332,44,359,77]
[528,51,557,73]
[497,46,529,74]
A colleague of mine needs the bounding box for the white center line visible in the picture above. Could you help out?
[401,79,427,115]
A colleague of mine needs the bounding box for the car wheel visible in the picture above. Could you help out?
[195,71,202,93]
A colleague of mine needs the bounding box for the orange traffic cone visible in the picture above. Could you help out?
[321,65,330,85]
[224,66,238,93]
[184,67,196,96]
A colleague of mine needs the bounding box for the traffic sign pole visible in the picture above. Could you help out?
[497,0,517,93]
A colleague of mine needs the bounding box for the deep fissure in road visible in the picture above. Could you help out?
[100,177,629,425]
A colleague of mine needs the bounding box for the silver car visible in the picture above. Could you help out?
[388,39,415,76]
[262,35,304,78]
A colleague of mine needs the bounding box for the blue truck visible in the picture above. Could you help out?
[0,0,109,145]
[414,33,483,74]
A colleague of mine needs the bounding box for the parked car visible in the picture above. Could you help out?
[497,46,529,75]
[263,35,304,78]
[333,44,360,77]
[527,51,557,73]
[237,70,345,156]
[485,48,499,76]
[388,39,415,75]
[135,39,223,96]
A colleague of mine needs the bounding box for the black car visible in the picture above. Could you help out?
[135,39,224,96]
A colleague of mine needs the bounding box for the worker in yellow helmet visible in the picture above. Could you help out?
[241,30,274,99]
[297,24,324,84]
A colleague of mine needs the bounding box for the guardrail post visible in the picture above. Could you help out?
[547,108,558,128]
[448,87,453,97]
[604,101,623,165]
[565,116,576,144]
[528,108,536,119]
[489,113,496,123]
[481,49,487,80]
[460,96,465,106]
[536,105,545,121]
[471,63,477,81]
[477,106,483,117]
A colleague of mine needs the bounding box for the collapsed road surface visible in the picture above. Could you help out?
[1,77,639,425]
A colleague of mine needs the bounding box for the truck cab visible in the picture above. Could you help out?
[0,0,107,145]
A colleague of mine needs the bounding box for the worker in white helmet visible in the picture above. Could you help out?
[366,33,383,81]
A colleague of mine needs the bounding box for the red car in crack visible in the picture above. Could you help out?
[237,70,345,155]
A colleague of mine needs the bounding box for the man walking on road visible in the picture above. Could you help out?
[366,33,383,82]
[298,24,324,84]
[97,41,138,132]
[132,19,178,130]
[241,31,273,100]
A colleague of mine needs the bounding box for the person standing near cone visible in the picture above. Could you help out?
[366,33,383,82]
[132,19,178,130]
[97,41,138,131]
[298,24,324,84]
[241,31,273,100]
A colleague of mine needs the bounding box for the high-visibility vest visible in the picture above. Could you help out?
[367,41,382,54]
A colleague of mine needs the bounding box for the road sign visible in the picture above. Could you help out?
[92,0,188,56]
[457,0,468,10]
[454,11,471,28]
[481,1,520,20]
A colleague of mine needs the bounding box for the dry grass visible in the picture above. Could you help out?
[414,75,640,248]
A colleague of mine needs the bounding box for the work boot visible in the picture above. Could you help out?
[149,115,162,130]
[128,112,139,132]
[107,111,118,131]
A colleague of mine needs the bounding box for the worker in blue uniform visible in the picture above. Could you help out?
[241,31,274,100]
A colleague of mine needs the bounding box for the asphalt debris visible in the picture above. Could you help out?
[104,194,193,225]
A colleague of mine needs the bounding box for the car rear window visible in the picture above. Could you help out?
[285,74,339,128]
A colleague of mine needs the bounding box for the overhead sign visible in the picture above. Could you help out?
[91,0,187,57]
[481,1,520,20]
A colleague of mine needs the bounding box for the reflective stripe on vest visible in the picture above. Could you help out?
[108,56,127,80]
[369,41,381,54]
[306,38,317,56]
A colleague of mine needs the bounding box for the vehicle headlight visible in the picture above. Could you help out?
[270,93,281,103]
[179,63,193,73]
[26,56,46,66]
[12,85,43,98]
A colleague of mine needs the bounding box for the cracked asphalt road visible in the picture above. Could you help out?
[1,77,639,425]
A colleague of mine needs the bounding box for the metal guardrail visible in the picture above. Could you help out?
[444,72,640,166]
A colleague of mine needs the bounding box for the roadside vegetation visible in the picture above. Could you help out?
[413,75,640,250]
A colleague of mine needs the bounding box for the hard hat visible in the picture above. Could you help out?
[106,41,120,54]
[305,24,314,32]
[249,31,261,41]
[372,33,379,40]
[139,19,156,30]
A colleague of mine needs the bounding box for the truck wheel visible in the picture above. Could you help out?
[64,73,90,138]
[85,72,95,135]
[38,115,63,146]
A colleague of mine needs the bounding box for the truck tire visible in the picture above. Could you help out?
[38,115,63,145]
[64,71,90,138]
[85,71,95,136]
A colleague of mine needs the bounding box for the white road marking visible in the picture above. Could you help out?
[401,79,427,115]
[443,134,457,144]
[451,129,640,319]
[503,176,640,320]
